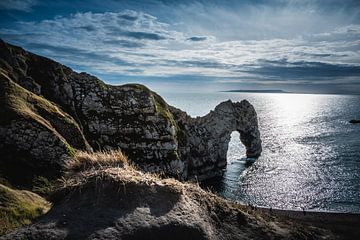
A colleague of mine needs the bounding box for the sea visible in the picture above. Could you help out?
[161,92,360,213]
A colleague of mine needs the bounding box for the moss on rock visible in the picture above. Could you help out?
[0,70,87,186]
[0,69,89,150]
[0,184,50,236]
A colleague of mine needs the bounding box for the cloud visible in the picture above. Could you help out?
[122,31,166,40]
[22,42,134,67]
[102,39,145,48]
[241,59,360,79]
[0,10,185,73]
[118,11,139,21]
[0,0,37,12]
[0,2,359,93]
[75,25,97,32]
[187,36,207,41]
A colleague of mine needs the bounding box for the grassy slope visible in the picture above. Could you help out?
[0,184,50,235]
[0,69,87,153]
[0,69,84,189]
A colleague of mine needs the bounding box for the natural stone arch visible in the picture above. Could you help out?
[170,100,262,180]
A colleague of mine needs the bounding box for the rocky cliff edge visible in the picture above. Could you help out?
[0,39,261,183]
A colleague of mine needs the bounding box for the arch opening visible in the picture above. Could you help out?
[226,131,247,164]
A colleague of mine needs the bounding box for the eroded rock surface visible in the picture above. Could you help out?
[0,39,261,181]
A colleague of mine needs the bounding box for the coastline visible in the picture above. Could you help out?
[248,206,360,240]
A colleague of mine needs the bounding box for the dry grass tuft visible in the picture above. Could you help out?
[66,149,128,172]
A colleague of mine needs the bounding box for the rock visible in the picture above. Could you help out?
[0,70,90,186]
[0,166,329,240]
[0,39,261,182]
[349,119,360,124]
[171,100,262,180]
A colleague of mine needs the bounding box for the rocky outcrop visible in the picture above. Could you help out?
[0,39,261,182]
[171,100,262,180]
[1,165,329,240]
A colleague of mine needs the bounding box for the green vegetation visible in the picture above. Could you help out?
[168,150,180,161]
[0,69,86,150]
[176,125,188,146]
[64,141,75,157]
[152,92,176,125]
[0,184,50,236]
[152,92,187,160]
[121,83,152,93]
[32,176,58,197]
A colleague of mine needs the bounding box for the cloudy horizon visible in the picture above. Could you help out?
[0,0,359,94]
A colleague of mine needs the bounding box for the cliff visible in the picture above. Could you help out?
[0,39,261,182]
[0,40,356,240]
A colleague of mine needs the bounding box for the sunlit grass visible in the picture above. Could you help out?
[66,149,128,172]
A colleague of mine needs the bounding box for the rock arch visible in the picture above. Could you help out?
[170,100,262,180]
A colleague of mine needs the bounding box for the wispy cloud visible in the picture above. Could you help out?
[187,36,207,41]
[0,0,359,93]
[0,0,37,12]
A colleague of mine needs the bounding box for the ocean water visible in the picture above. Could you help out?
[161,92,360,213]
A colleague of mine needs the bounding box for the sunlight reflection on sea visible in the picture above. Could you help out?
[162,92,360,212]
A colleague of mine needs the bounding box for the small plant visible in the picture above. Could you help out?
[32,176,58,197]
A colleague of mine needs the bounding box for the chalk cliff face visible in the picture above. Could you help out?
[0,40,261,182]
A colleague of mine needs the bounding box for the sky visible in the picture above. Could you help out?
[0,0,359,94]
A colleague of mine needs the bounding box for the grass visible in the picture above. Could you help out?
[66,149,129,172]
[55,164,187,204]
[31,176,59,197]
[152,92,177,126]
[0,184,51,236]
[151,91,188,155]
[121,83,151,93]
[0,69,84,154]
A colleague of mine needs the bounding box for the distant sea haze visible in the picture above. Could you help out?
[162,91,360,213]
[221,90,288,93]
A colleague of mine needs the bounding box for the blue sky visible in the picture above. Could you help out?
[0,0,359,94]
